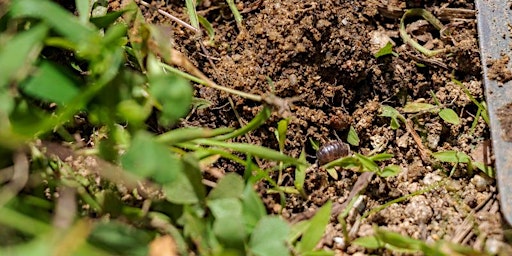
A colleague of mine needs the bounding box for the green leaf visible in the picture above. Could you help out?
[439,108,460,125]
[347,125,360,146]
[374,42,397,58]
[242,184,267,231]
[354,153,379,172]
[402,102,436,113]
[149,74,193,126]
[195,139,305,165]
[164,172,199,204]
[326,168,338,180]
[0,24,48,88]
[380,105,403,130]
[10,0,96,44]
[19,61,79,105]
[249,216,290,256]
[277,118,290,152]
[352,235,382,249]
[297,201,332,253]
[432,150,471,163]
[226,0,243,27]
[76,0,91,24]
[369,153,393,162]
[0,91,14,115]
[197,15,215,42]
[324,155,359,169]
[473,162,494,178]
[116,99,152,125]
[208,198,246,249]
[294,149,307,197]
[208,173,244,200]
[90,10,129,29]
[375,228,423,251]
[157,127,233,145]
[121,132,181,183]
[379,165,402,177]
[88,221,152,256]
[288,220,310,244]
[165,155,205,204]
[185,0,200,31]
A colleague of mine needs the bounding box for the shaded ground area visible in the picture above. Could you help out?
[131,0,508,254]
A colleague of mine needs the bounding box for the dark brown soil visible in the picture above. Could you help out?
[130,0,511,254]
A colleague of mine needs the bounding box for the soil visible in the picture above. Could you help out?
[121,0,511,254]
[487,55,512,84]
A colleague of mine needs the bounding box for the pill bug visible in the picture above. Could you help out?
[316,141,351,166]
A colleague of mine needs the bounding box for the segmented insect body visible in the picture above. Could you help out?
[316,141,351,166]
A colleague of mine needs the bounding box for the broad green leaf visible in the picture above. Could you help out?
[88,221,152,256]
[380,105,402,130]
[379,165,402,177]
[0,24,48,88]
[181,206,208,251]
[390,117,400,130]
[380,105,399,118]
[347,125,360,146]
[149,75,193,126]
[10,0,96,44]
[352,235,382,249]
[164,173,200,203]
[19,61,79,105]
[439,108,460,125]
[249,216,290,256]
[242,184,267,231]
[297,201,332,253]
[402,102,436,113]
[374,42,397,58]
[432,151,471,163]
[165,155,205,204]
[121,132,181,183]
[208,198,246,249]
[288,220,310,244]
[116,99,152,125]
[208,173,244,200]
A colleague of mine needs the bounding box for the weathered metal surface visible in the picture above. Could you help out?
[475,0,512,225]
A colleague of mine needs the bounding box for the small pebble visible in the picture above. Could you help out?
[471,174,492,192]
[423,173,443,185]
[333,236,344,247]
